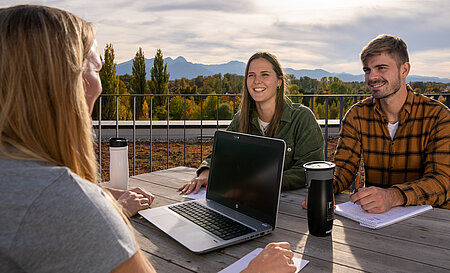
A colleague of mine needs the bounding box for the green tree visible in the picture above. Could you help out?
[118,80,132,120]
[130,47,147,119]
[93,43,119,120]
[148,49,170,108]
[202,95,218,120]
[169,96,185,120]
[218,103,232,119]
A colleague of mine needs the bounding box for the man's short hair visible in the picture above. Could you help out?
[360,34,409,67]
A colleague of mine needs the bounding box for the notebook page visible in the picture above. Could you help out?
[335,201,432,229]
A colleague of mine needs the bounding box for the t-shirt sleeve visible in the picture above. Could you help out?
[8,171,138,273]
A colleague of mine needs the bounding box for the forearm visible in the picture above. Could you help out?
[333,117,362,193]
[393,174,450,207]
[388,187,406,207]
[104,186,126,199]
[282,167,306,190]
[196,156,211,176]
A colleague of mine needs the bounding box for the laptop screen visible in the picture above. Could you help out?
[206,130,286,228]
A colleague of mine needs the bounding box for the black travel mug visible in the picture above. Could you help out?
[303,161,335,237]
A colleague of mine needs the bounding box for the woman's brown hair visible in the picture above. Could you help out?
[239,52,286,136]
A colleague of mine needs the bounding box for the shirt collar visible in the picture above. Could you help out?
[373,85,414,122]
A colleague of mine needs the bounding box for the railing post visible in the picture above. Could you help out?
[150,96,153,172]
[216,95,219,129]
[167,95,169,169]
[325,97,329,160]
[98,97,102,180]
[200,96,203,165]
[339,96,344,133]
[115,95,119,137]
[183,95,186,166]
[133,96,136,176]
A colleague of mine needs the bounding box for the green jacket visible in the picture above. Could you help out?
[198,98,324,190]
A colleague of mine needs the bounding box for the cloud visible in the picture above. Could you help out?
[1,0,449,78]
[140,0,253,13]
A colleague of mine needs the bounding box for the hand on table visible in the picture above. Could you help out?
[178,169,209,194]
[242,242,296,273]
[117,187,155,217]
[350,186,405,213]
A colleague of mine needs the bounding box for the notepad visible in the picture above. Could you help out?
[335,201,432,229]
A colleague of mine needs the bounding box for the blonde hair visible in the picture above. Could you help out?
[0,5,97,182]
[0,8,156,269]
[239,52,286,136]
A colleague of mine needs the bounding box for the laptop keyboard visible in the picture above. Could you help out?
[169,202,254,240]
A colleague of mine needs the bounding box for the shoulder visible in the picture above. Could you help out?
[343,96,375,121]
[0,158,137,273]
[412,93,450,117]
[227,111,241,131]
[285,98,316,121]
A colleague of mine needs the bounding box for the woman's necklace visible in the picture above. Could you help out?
[258,118,270,136]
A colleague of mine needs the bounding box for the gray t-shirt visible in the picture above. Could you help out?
[0,157,137,273]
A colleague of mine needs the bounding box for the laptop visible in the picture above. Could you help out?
[139,130,286,253]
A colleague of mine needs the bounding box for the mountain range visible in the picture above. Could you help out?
[116,56,450,83]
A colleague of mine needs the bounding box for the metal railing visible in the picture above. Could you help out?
[94,93,449,176]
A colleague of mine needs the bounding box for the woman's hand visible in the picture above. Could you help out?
[178,169,209,194]
[117,187,155,217]
[241,242,296,273]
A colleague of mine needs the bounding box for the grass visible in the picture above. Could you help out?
[95,137,339,181]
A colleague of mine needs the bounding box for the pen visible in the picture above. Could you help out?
[352,173,361,204]
[352,173,360,193]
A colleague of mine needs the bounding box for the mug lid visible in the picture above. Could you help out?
[303,161,335,170]
[109,137,128,147]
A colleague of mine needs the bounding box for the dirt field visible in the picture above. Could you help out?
[96,138,339,181]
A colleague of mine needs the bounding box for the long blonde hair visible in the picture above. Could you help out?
[239,52,286,136]
[0,5,97,183]
[0,8,156,269]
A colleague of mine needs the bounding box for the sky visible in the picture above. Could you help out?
[2,0,450,78]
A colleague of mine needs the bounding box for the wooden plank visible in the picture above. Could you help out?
[252,228,447,273]
[132,221,238,273]
[140,249,194,273]
[276,213,450,270]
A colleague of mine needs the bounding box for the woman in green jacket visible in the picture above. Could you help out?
[180,52,324,193]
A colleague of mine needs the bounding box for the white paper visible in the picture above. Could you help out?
[181,187,206,199]
[335,201,432,229]
[218,248,309,273]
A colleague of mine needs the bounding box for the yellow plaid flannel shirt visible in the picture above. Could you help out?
[334,87,450,209]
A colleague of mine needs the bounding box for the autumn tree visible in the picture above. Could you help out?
[92,43,119,120]
[148,49,170,108]
[131,47,147,119]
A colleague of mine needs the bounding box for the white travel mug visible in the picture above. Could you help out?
[109,138,129,190]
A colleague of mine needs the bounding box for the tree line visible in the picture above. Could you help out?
[94,44,449,121]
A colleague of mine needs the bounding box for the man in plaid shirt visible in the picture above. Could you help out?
[332,34,450,213]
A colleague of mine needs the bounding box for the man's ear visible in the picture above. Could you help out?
[400,62,410,79]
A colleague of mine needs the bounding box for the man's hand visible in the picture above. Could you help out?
[117,187,155,217]
[350,186,405,213]
[178,169,209,194]
[241,242,296,273]
[301,195,308,210]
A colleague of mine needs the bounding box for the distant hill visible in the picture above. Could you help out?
[116,56,450,83]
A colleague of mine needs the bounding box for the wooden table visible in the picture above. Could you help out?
[129,167,450,273]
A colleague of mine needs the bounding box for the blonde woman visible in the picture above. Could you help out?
[0,5,296,273]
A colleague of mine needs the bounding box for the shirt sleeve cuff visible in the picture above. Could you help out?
[392,184,414,206]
